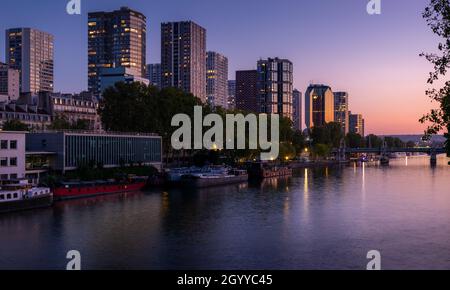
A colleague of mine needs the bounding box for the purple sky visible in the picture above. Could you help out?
[0,0,442,134]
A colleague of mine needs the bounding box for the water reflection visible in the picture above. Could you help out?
[0,156,449,270]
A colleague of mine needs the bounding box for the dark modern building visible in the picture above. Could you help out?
[88,7,147,95]
[99,67,150,93]
[293,89,302,131]
[5,28,54,94]
[334,91,349,134]
[206,51,228,108]
[26,132,162,172]
[305,84,335,129]
[257,58,293,120]
[146,63,162,88]
[161,21,206,102]
[349,112,365,137]
[235,70,258,112]
[227,80,236,110]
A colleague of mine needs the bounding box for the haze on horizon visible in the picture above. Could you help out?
[0,0,442,135]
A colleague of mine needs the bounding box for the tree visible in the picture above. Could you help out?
[292,130,306,154]
[366,134,383,148]
[310,122,343,148]
[1,119,29,131]
[346,133,365,148]
[48,115,90,130]
[419,0,450,156]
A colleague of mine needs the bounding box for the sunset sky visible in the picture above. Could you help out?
[0,0,443,135]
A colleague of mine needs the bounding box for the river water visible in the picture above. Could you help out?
[0,156,449,270]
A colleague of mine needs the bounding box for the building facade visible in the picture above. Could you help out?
[0,102,51,130]
[26,132,162,172]
[0,62,20,101]
[88,7,147,95]
[349,112,365,137]
[146,63,162,88]
[334,92,349,134]
[227,80,236,110]
[305,84,335,129]
[37,92,101,131]
[257,58,293,120]
[293,89,302,131]
[206,51,228,109]
[99,67,150,93]
[0,131,26,180]
[161,21,206,102]
[5,28,54,94]
[235,70,258,112]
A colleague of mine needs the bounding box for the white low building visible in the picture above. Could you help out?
[0,131,26,180]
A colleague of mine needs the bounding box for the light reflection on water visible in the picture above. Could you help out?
[0,156,449,270]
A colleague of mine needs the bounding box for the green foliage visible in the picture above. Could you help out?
[313,143,331,159]
[2,119,29,131]
[48,115,90,130]
[420,0,450,156]
[346,133,366,148]
[310,122,343,148]
[384,137,405,148]
[365,134,383,148]
[279,142,296,160]
[62,164,159,182]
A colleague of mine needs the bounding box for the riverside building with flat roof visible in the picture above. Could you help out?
[26,131,162,173]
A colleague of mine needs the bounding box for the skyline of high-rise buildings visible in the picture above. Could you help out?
[161,21,207,102]
[0,6,369,136]
[87,7,147,95]
[206,51,228,109]
[5,28,54,94]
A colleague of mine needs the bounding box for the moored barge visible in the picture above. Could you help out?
[0,179,52,213]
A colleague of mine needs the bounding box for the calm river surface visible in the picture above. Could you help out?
[1,156,449,270]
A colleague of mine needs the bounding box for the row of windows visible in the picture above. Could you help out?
[64,135,162,168]
[0,157,18,167]
[0,173,18,180]
[0,140,17,150]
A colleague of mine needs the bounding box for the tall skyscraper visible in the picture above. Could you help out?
[6,28,54,94]
[0,62,20,101]
[349,112,365,136]
[227,80,236,110]
[235,70,258,112]
[161,21,206,102]
[88,7,147,95]
[334,92,349,134]
[257,58,293,120]
[305,84,335,129]
[206,51,228,108]
[293,89,302,131]
[146,64,162,88]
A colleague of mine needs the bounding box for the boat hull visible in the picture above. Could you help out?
[53,182,147,201]
[0,194,53,214]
